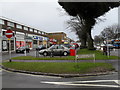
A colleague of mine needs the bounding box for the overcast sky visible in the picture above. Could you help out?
[0,0,119,41]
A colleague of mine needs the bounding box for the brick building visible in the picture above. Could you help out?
[0,17,48,52]
[47,32,73,44]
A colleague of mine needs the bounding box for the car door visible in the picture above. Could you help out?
[49,45,57,56]
[53,45,59,56]
[57,45,64,56]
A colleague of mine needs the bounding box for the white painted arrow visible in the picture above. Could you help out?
[41,80,120,88]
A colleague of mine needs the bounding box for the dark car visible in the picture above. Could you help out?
[36,45,46,51]
[16,46,30,53]
[39,45,70,56]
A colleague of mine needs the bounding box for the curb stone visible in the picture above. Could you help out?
[1,65,117,78]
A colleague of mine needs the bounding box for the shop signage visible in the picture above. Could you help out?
[39,37,43,41]
[33,36,38,40]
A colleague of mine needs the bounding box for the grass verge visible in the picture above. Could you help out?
[3,62,114,74]
[77,49,119,60]
[11,49,119,60]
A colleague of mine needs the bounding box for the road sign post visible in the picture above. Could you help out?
[5,30,13,62]
[8,39,12,62]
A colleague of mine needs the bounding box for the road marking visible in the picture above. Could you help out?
[63,80,120,84]
[114,80,120,85]
[41,80,120,88]
[2,69,61,79]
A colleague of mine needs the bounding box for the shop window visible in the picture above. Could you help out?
[33,40,37,44]
[40,31,42,34]
[0,19,4,25]
[7,22,14,27]
[42,32,45,34]
[16,24,22,29]
[30,28,33,32]
[2,40,7,51]
[34,30,38,33]
[3,31,5,36]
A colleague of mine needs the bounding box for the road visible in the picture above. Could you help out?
[1,70,120,88]
[0,49,120,88]
[110,49,120,57]
[1,50,36,61]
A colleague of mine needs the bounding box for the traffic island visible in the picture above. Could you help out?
[2,62,116,78]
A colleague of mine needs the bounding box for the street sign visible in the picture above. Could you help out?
[5,30,13,38]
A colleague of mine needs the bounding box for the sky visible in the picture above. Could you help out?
[0,0,119,41]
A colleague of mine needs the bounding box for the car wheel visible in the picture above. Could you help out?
[43,52,48,56]
[63,51,68,56]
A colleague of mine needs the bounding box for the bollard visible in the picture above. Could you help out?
[9,59,12,62]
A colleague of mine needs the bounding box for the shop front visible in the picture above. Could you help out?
[33,36,39,48]
[16,32,25,49]
[42,37,49,48]
[0,30,2,52]
[38,36,43,45]
[2,36,15,51]
[2,29,15,52]
[25,36,33,49]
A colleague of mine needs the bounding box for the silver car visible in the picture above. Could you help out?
[39,45,70,56]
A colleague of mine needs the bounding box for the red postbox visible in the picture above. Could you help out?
[70,48,76,56]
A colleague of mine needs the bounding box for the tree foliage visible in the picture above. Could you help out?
[94,24,119,45]
[58,1,119,50]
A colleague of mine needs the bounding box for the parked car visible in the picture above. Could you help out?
[36,45,46,51]
[71,43,79,49]
[39,45,70,56]
[16,46,30,53]
[63,44,72,48]
[94,45,101,50]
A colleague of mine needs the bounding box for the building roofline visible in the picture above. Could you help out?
[0,16,45,33]
[48,32,66,34]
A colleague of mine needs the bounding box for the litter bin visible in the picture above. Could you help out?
[70,48,76,56]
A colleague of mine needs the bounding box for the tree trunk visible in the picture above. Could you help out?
[80,38,87,49]
[85,19,95,50]
[78,26,87,49]
[87,31,95,50]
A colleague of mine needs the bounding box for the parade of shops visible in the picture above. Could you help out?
[0,17,72,52]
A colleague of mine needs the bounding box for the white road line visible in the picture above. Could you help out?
[114,80,120,85]
[59,83,120,88]
[41,80,120,88]
[64,80,120,84]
